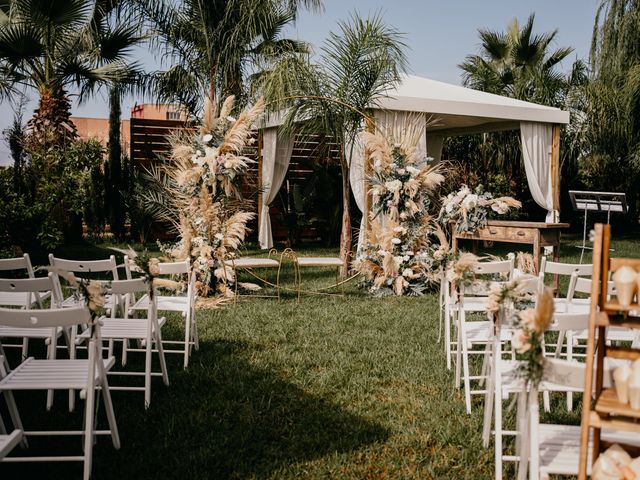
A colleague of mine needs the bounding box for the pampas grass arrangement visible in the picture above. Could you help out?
[354,128,446,296]
[154,95,264,301]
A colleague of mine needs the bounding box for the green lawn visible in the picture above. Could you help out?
[2,232,639,479]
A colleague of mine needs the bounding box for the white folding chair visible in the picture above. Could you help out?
[538,258,592,313]
[130,259,198,369]
[0,253,50,308]
[48,254,123,313]
[0,306,120,480]
[0,275,64,366]
[452,258,514,414]
[80,278,169,408]
[522,358,640,480]
[446,257,515,371]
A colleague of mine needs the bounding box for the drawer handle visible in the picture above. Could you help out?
[517,231,526,236]
[489,229,498,234]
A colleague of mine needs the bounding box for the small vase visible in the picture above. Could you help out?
[614,365,631,404]
[613,266,638,307]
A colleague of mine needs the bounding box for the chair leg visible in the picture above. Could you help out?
[21,337,28,361]
[192,311,199,351]
[462,337,472,414]
[156,326,169,387]
[454,317,462,389]
[183,312,190,369]
[83,342,97,480]
[144,329,152,409]
[121,340,128,367]
[567,332,574,411]
[494,380,503,480]
[99,366,120,449]
[445,305,452,370]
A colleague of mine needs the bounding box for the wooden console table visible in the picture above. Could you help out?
[451,220,570,273]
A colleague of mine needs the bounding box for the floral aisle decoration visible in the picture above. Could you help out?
[353,129,446,296]
[438,184,521,234]
[487,278,554,387]
[155,95,264,302]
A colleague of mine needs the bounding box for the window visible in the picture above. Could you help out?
[166,110,181,120]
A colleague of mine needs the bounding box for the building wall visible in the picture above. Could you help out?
[70,117,131,151]
[71,104,186,153]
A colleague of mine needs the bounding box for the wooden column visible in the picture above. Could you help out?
[550,124,561,219]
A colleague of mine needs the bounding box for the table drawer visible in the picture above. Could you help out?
[477,226,506,238]
[505,227,536,242]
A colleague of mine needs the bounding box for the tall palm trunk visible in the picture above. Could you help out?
[27,86,77,150]
[108,86,125,239]
[339,150,351,277]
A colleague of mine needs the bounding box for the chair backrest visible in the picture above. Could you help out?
[567,273,615,301]
[48,254,119,278]
[539,258,592,278]
[0,253,35,277]
[158,259,190,276]
[109,278,157,323]
[548,311,590,334]
[110,277,151,295]
[0,305,91,329]
[0,273,60,308]
[471,258,514,277]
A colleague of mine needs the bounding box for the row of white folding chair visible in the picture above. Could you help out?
[484,311,591,479]
[522,358,640,479]
[451,258,515,414]
[0,306,120,480]
[484,309,637,479]
[129,258,198,369]
[0,254,50,309]
[49,255,198,369]
[77,278,170,409]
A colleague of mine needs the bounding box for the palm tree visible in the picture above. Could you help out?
[260,13,407,274]
[459,13,573,106]
[572,0,640,222]
[0,0,142,148]
[138,0,321,114]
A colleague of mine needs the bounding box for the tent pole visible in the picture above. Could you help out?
[551,124,561,220]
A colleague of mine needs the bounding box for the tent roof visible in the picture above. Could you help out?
[262,74,570,134]
[376,74,569,135]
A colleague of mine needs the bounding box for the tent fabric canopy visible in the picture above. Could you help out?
[257,74,570,249]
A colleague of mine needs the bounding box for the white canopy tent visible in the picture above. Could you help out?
[258,74,570,250]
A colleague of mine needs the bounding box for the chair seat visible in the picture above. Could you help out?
[574,326,638,343]
[0,291,51,308]
[0,325,61,339]
[538,424,640,476]
[224,258,280,268]
[131,294,188,314]
[0,429,22,459]
[463,321,511,343]
[0,357,115,391]
[552,298,590,314]
[296,257,343,267]
[78,317,166,340]
[449,297,491,313]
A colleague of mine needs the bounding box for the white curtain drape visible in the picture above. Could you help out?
[426,134,444,162]
[258,128,294,249]
[520,122,557,222]
[347,134,366,251]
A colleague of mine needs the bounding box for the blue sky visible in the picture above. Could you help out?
[0,0,600,164]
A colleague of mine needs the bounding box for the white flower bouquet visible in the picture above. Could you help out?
[438,184,521,234]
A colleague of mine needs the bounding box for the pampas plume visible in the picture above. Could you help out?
[534,288,555,333]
